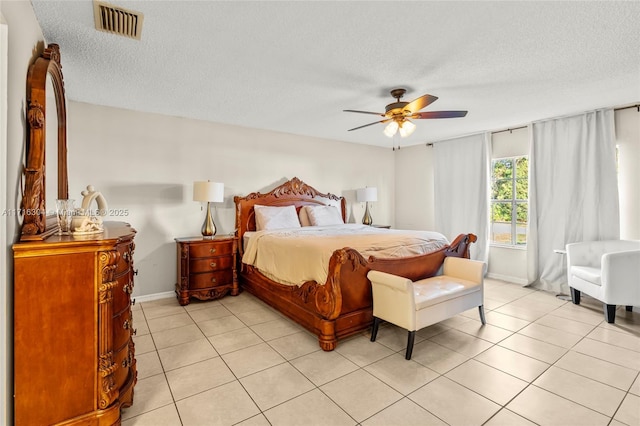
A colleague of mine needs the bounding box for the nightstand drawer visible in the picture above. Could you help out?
[190,270,233,289]
[190,255,234,273]
[189,241,233,258]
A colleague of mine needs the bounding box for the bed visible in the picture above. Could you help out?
[234,177,477,350]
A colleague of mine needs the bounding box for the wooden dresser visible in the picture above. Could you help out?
[13,222,137,425]
[175,236,238,305]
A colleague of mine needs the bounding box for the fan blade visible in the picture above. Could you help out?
[348,119,391,131]
[402,94,438,113]
[412,110,468,119]
[343,109,385,116]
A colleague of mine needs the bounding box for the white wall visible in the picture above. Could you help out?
[67,101,394,298]
[1,2,45,424]
[395,110,640,285]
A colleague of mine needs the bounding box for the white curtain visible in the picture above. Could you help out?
[434,133,490,263]
[527,109,619,293]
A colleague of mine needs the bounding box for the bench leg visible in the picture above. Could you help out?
[370,317,381,342]
[626,306,633,312]
[405,331,416,360]
[478,305,486,325]
[604,304,616,323]
[570,287,581,305]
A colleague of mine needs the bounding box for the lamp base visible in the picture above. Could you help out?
[362,202,373,226]
[201,202,217,238]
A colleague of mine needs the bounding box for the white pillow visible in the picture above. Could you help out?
[254,205,301,231]
[298,206,312,227]
[306,205,344,226]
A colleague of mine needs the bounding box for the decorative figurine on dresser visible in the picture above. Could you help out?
[13,44,137,425]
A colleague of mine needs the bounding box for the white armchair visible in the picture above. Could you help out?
[566,240,640,323]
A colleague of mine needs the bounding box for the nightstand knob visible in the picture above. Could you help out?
[131,298,136,306]
[210,262,217,268]
[123,320,131,330]
[211,278,217,283]
[210,248,217,254]
[132,328,137,336]
[133,269,139,276]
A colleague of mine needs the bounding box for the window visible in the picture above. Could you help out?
[491,156,528,246]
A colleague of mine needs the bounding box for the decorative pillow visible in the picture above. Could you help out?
[306,205,344,226]
[254,205,301,231]
[298,206,312,227]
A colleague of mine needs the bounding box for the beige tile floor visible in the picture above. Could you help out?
[122,279,640,426]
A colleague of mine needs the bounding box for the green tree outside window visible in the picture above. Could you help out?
[491,156,528,245]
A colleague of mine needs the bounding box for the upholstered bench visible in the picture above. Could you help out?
[368,256,486,360]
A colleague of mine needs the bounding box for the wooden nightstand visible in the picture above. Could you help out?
[175,236,238,305]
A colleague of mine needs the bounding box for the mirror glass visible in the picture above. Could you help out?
[45,73,58,217]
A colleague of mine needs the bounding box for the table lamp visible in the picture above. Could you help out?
[193,181,224,237]
[356,187,377,225]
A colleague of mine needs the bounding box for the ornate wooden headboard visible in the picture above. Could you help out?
[234,177,346,252]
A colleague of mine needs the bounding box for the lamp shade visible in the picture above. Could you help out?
[357,187,377,202]
[383,121,399,138]
[398,120,416,138]
[193,181,224,202]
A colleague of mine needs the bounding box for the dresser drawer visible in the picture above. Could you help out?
[115,242,134,274]
[113,344,133,391]
[190,270,233,289]
[113,275,133,313]
[190,255,233,273]
[113,309,133,350]
[189,241,233,258]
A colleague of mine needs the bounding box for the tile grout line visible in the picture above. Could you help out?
[128,291,639,426]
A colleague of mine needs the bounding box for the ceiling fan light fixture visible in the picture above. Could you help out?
[344,88,467,140]
[399,120,416,138]
[383,121,399,138]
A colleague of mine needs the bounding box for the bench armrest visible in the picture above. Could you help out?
[367,270,416,328]
[367,270,413,293]
[443,257,485,284]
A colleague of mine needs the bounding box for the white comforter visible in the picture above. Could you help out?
[242,224,449,286]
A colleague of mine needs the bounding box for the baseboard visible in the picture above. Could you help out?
[486,272,529,286]
[133,291,175,303]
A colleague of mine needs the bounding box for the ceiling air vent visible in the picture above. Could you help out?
[93,1,144,40]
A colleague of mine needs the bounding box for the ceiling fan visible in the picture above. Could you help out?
[344,88,468,138]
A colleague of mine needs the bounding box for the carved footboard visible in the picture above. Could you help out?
[239,233,477,351]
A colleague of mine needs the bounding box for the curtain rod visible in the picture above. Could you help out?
[425,103,639,147]
[615,103,640,112]
[490,125,528,136]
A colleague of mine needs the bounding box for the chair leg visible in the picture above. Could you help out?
[570,287,581,305]
[370,317,380,342]
[478,305,486,325]
[626,306,633,312]
[405,331,416,360]
[604,304,616,323]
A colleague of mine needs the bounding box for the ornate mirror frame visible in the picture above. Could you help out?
[21,43,68,240]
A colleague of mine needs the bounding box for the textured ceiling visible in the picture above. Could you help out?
[30,1,640,148]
